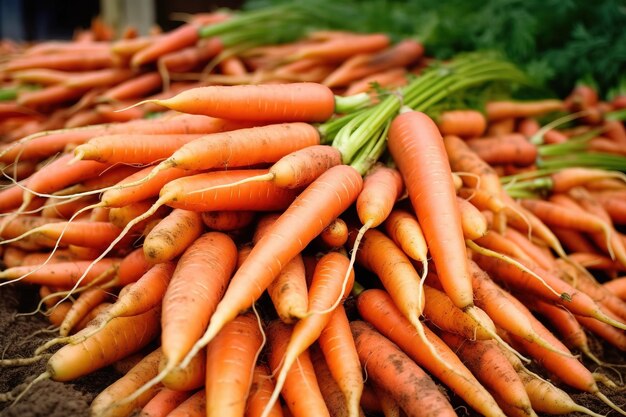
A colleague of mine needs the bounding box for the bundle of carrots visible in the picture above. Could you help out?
[0,5,626,417]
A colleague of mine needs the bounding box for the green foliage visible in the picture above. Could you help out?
[243,0,626,98]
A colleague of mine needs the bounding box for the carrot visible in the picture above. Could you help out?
[98,72,163,102]
[90,347,163,417]
[262,252,355,417]
[218,56,248,76]
[245,364,284,417]
[520,198,614,256]
[289,33,390,61]
[266,253,309,324]
[322,38,423,88]
[0,258,118,287]
[58,287,109,337]
[516,370,604,417]
[444,134,503,199]
[16,84,88,109]
[502,227,556,270]
[382,208,427,263]
[143,209,204,263]
[439,333,536,417]
[343,67,408,96]
[266,320,330,417]
[133,83,338,122]
[472,252,626,329]
[201,210,256,232]
[192,144,343,195]
[4,50,114,72]
[131,22,201,68]
[457,196,488,240]
[161,350,206,392]
[72,133,204,164]
[604,277,626,300]
[22,305,160,390]
[522,296,601,364]
[317,304,363,417]
[160,232,237,376]
[465,133,538,167]
[350,320,457,417]
[158,37,222,73]
[178,164,362,369]
[575,313,626,351]
[318,217,349,249]
[309,344,353,417]
[591,191,626,225]
[45,302,72,327]
[467,259,573,356]
[139,388,192,417]
[437,109,487,138]
[357,288,506,417]
[387,110,479,316]
[166,390,206,417]
[3,220,122,249]
[205,312,264,417]
[485,99,565,121]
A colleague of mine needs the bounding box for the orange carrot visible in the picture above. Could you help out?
[357,288,505,417]
[516,370,605,417]
[58,287,109,337]
[17,84,88,108]
[437,109,487,138]
[0,258,118,287]
[4,50,114,72]
[266,253,308,324]
[604,277,626,300]
[131,22,201,68]
[465,133,538,167]
[139,388,192,417]
[262,252,354,417]
[322,38,422,88]
[64,67,134,89]
[317,304,363,417]
[289,33,390,61]
[350,320,457,417]
[160,232,237,374]
[343,67,408,96]
[485,99,565,121]
[201,210,256,232]
[266,320,330,417]
[143,209,204,263]
[387,111,475,312]
[166,390,206,417]
[205,312,264,417]
[179,164,362,368]
[383,208,428,263]
[318,217,349,249]
[98,71,163,102]
[245,364,284,417]
[309,344,352,417]
[439,333,536,417]
[161,350,206,392]
[136,83,337,122]
[90,348,163,417]
[457,196,488,240]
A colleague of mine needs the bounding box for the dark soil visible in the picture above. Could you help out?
[0,282,624,417]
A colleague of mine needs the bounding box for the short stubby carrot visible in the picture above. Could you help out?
[135,83,337,122]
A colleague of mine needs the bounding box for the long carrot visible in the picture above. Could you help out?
[436,109,487,138]
[131,83,345,122]
[131,22,201,68]
[388,110,486,326]
[357,288,507,417]
[350,320,457,417]
[260,252,354,417]
[176,164,361,374]
[205,312,264,417]
[266,320,330,417]
[90,347,163,417]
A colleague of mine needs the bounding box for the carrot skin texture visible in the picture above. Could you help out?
[388,110,473,309]
[148,83,336,122]
[266,321,330,417]
[357,288,506,417]
[183,165,362,365]
[143,209,204,263]
[161,232,238,366]
[350,320,457,417]
[47,307,160,382]
[139,388,192,417]
[205,313,264,417]
[90,347,164,417]
[245,364,284,417]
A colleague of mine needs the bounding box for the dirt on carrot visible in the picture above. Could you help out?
[0,282,625,417]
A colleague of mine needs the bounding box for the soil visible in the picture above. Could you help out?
[0,282,625,417]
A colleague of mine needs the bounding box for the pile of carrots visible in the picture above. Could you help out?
[1,7,626,417]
